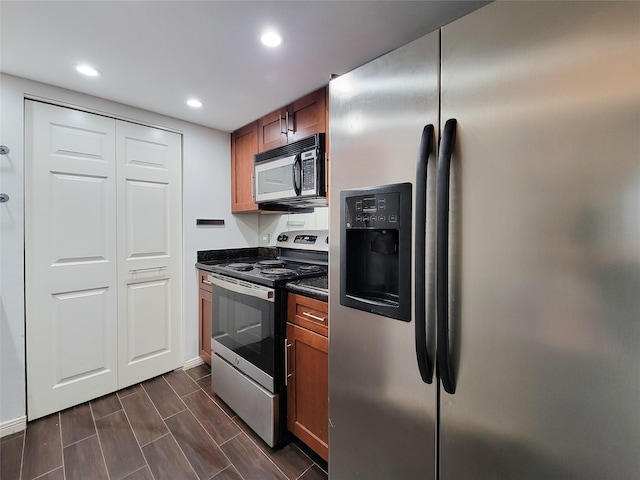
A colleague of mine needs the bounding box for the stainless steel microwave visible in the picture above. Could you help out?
[254,133,326,208]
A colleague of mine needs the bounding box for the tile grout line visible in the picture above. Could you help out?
[227,415,290,480]
[140,379,200,479]
[31,467,64,480]
[119,386,159,479]
[27,414,64,480]
[295,465,312,480]
[90,398,114,480]
[19,429,26,480]
[179,389,245,480]
[57,412,66,480]
[164,371,245,480]
[124,465,152,480]
[60,432,98,449]
[164,369,256,480]
[190,366,317,480]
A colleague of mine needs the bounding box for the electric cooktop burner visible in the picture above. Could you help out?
[261,268,297,277]
[226,262,254,271]
[299,264,322,272]
[256,259,285,268]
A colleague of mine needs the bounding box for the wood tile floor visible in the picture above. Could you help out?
[1,364,328,480]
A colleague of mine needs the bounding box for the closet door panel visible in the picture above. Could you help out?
[116,121,183,387]
[25,100,118,420]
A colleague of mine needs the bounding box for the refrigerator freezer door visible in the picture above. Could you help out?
[439,2,640,479]
[329,30,440,480]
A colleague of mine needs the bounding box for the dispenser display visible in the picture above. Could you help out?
[340,183,412,321]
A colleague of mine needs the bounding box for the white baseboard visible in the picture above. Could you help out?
[1,416,27,438]
[182,356,204,370]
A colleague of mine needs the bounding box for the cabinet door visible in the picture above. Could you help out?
[25,100,118,420]
[287,88,327,144]
[116,121,183,388]
[287,322,329,461]
[231,121,259,212]
[258,108,287,152]
[198,270,212,365]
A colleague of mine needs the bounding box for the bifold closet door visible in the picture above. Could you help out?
[26,101,183,419]
[116,121,183,388]
[25,100,118,419]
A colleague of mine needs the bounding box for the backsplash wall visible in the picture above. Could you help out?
[258,207,329,245]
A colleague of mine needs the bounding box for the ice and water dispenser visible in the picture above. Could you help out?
[340,183,412,322]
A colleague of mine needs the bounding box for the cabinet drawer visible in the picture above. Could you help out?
[198,269,212,293]
[288,293,328,337]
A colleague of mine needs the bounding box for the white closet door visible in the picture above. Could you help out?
[116,121,183,388]
[25,101,118,420]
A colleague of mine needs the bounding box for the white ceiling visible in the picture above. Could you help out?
[0,1,485,133]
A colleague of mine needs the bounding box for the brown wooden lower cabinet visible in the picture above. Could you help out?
[198,269,212,365]
[286,293,328,461]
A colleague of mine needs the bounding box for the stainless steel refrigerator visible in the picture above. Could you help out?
[328,2,640,479]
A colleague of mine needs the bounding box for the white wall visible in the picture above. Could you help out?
[258,208,329,245]
[0,73,260,427]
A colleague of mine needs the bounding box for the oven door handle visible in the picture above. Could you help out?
[208,273,275,302]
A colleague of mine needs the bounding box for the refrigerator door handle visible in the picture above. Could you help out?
[415,124,435,384]
[436,118,457,394]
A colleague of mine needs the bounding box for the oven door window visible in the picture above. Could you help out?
[212,282,275,377]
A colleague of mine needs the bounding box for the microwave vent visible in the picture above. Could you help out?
[255,133,325,163]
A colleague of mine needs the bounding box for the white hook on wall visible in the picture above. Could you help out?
[1,146,11,201]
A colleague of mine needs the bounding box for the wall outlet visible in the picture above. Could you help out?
[260,233,271,245]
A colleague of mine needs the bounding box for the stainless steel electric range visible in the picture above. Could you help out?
[208,230,328,447]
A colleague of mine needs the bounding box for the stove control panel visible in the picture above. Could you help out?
[276,230,329,252]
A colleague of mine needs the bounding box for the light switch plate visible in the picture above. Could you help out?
[260,233,270,245]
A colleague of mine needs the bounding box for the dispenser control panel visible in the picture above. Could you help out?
[339,182,412,322]
[344,191,402,228]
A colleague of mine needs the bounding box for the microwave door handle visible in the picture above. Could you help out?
[252,171,256,203]
[293,154,302,196]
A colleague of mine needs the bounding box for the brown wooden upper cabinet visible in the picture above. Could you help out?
[231,86,327,213]
[230,121,259,213]
[258,87,327,153]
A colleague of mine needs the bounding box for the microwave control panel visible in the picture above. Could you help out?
[301,150,317,192]
[344,191,402,228]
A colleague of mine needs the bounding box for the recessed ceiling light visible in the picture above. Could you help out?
[187,98,203,108]
[76,64,101,77]
[261,31,282,47]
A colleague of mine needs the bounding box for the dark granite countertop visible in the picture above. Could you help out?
[286,275,328,302]
[195,247,328,301]
[195,247,276,271]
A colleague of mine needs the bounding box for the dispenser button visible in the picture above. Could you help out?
[389,214,398,223]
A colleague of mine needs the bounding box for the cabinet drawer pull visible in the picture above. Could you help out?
[302,311,327,322]
[202,280,212,285]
